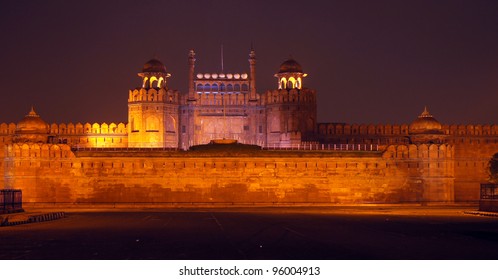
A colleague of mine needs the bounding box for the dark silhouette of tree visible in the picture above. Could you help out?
[490,153,498,183]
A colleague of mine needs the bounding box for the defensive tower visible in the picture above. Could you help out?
[128,58,179,148]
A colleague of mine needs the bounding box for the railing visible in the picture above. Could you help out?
[72,143,380,152]
[72,146,180,152]
[481,183,498,200]
[0,190,23,213]
[263,143,380,152]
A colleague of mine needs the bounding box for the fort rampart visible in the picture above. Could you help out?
[1,143,457,205]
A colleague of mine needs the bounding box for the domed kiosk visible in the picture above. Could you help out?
[138,58,171,89]
[274,57,308,90]
[278,58,304,74]
[142,58,167,73]
[408,107,446,144]
[14,107,49,143]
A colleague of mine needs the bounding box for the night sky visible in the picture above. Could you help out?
[1,0,497,125]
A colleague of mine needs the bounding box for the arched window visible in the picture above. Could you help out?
[204,84,210,92]
[220,84,226,92]
[196,84,203,91]
[234,84,240,92]
[146,116,159,132]
[241,84,248,92]
[157,77,164,88]
[288,77,296,89]
[227,84,233,92]
[212,84,218,92]
[149,76,158,88]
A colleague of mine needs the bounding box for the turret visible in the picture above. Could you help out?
[274,57,308,90]
[128,58,179,148]
[188,49,196,100]
[138,58,171,89]
[248,48,257,101]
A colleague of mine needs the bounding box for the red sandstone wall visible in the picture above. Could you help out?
[452,139,498,201]
[3,143,456,205]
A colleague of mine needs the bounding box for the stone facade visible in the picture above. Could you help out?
[0,49,497,204]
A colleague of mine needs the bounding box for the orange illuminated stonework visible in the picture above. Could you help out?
[0,49,497,205]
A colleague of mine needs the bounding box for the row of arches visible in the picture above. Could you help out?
[196,92,249,106]
[278,77,302,90]
[195,83,249,93]
[142,76,166,89]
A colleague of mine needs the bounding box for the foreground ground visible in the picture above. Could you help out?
[0,206,497,259]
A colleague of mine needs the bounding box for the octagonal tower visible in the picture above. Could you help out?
[128,58,180,148]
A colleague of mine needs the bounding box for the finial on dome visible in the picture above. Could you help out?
[249,43,256,59]
[27,106,39,117]
[419,106,433,118]
[189,49,195,58]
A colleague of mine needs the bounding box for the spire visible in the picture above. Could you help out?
[188,49,196,100]
[419,106,433,118]
[188,49,196,59]
[248,46,257,101]
[27,106,39,117]
[221,44,224,73]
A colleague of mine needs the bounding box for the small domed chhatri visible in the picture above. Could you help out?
[14,106,49,143]
[138,58,171,89]
[278,58,303,74]
[274,57,308,90]
[409,106,443,134]
[142,58,167,73]
[16,106,48,134]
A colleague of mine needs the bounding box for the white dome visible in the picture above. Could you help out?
[211,73,218,79]
[204,73,211,79]
[234,73,240,79]
[196,73,203,79]
[219,73,226,78]
[226,73,233,79]
[241,73,248,79]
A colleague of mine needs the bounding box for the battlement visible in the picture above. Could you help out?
[443,124,498,136]
[6,143,74,159]
[0,123,17,134]
[318,123,498,137]
[48,122,128,135]
[383,144,453,159]
[128,88,179,103]
[265,88,316,105]
[191,91,252,106]
[318,123,410,136]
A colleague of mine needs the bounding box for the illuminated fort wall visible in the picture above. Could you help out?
[1,50,497,204]
[316,123,498,201]
[2,143,455,204]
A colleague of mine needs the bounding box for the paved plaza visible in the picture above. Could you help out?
[1,206,497,259]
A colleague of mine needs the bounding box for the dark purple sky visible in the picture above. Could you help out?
[1,0,497,125]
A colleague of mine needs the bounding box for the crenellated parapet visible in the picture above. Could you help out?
[382,143,453,159]
[0,123,17,134]
[318,123,410,136]
[264,88,316,105]
[128,88,180,104]
[6,143,74,159]
[443,124,498,136]
[48,122,128,135]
